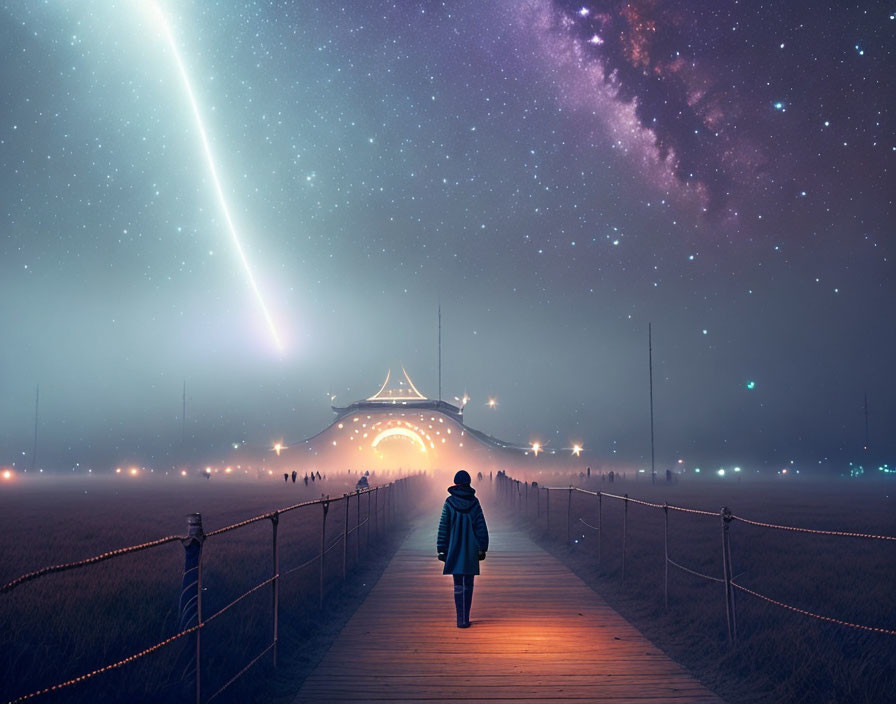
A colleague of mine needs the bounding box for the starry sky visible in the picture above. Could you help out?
[1,0,892,472]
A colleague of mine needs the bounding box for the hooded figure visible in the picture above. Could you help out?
[437,470,489,628]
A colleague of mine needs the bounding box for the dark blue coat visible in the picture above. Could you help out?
[437,485,489,575]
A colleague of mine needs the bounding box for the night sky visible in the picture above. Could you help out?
[1,0,892,472]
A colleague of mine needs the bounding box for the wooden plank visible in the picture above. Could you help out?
[294,506,725,703]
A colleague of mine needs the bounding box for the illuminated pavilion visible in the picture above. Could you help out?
[277,368,568,474]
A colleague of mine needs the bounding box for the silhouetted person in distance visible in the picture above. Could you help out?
[303,473,309,485]
[316,471,322,481]
[587,466,591,478]
[477,471,483,481]
[437,470,489,628]
[283,473,289,483]
[608,470,615,483]
[311,472,315,482]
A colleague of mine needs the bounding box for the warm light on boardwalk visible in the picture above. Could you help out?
[295,504,725,703]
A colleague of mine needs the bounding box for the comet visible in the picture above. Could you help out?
[150,1,284,351]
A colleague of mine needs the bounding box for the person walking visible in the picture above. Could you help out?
[437,470,489,628]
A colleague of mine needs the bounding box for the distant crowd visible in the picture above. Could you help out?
[279,468,376,490]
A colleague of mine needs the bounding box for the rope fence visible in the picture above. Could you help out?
[7,626,200,703]
[667,557,724,584]
[729,514,896,541]
[4,475,423,704]
[578,517,600,531]
[496,473,895,644]
[729,582,896,636]
[1,535,185,594]
[206,643,275,703]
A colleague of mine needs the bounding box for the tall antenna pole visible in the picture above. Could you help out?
[863,392,869,452]
[649,324,656,484]
[182,379,187,446]
[31,384,39,472]
[438,304,442,402]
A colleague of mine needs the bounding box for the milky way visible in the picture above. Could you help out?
[522,0,892,217]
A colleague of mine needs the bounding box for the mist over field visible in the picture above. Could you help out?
[0,0,893,477]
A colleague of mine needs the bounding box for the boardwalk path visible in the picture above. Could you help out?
[295,502,724,704]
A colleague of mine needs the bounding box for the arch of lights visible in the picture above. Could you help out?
[329,412,466,453]
[371,427,428,452]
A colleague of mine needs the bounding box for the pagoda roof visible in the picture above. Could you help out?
[367,367,427,401]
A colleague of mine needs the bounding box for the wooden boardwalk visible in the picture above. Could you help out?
[295,503,725,703]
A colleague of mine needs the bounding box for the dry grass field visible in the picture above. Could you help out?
[497,471,896,704]
[0,472,418,704]
[3,471,893,704]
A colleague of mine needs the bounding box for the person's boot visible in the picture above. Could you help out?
[462,578,474,627]
[454,584,466,628]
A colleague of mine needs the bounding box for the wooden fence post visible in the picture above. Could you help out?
[320,498,330,609]
[622,494,628,582]
[721,506,737,643]
[567,487,572,544]
[663,503,669,611]
[366,490,371,550]
[271,511,280,666]
[179,512,204,704]
[342,494,349,581]
[356,489,361,562]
